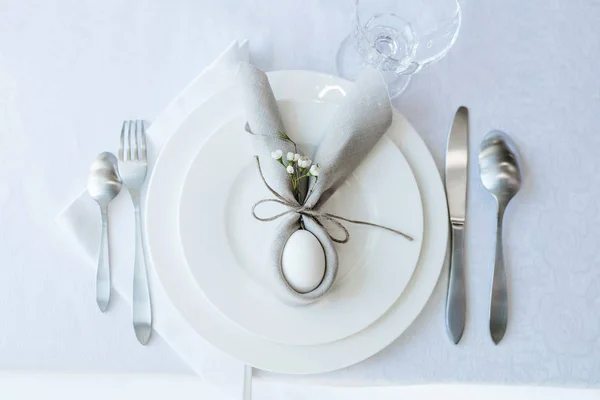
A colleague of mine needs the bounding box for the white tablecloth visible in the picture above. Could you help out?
[1,0,600,389]
[2,373,599,400]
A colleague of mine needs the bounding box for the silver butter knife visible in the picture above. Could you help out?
[444,106,469,344]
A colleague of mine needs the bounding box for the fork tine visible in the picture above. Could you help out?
[132,120,140,161]
[139,120,147,161]
[119,121,126,161]
[127,120,133,161]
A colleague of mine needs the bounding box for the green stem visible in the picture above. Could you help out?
[294,162,300,183]
[306,177,319,201]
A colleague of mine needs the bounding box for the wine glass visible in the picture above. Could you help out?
[337,0,462,98]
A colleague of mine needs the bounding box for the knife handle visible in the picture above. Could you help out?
[446,224,466,344]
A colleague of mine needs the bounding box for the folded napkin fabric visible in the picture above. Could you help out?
[237,63,393,306]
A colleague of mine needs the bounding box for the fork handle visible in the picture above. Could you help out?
[96,207,111,312]
[132,194,152,345]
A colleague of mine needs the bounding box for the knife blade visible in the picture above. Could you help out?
[444,106,469,344]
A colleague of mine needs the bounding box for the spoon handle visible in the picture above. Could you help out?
[96,208,111,312]
[490,207,508,344]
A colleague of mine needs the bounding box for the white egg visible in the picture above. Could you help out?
[281,230,326,293]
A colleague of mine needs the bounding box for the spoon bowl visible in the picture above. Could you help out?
[478,130,523,345]
[88,152,122,207]
[87,151,122,312]
[478,131,522,206]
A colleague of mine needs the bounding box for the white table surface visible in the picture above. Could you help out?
[1,0,600,389]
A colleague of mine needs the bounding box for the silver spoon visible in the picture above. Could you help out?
[478,130,522,344]
[87,152,122,312]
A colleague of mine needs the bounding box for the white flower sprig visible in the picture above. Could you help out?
[272,132,320,200]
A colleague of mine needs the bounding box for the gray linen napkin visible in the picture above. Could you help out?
[238,63,392,306]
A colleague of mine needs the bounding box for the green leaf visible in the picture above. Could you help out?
[278,131,291,141]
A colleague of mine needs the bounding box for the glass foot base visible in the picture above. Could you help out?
[336,34,412,99]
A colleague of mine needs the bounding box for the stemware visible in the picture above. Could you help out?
[337,0,462,97]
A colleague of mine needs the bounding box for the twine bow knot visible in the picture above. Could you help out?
[251,156,413,244]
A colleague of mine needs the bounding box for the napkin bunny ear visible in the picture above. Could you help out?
[238,62,299,202]
[303,68,392,210]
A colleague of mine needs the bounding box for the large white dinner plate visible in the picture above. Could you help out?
[145,70,449,373]
[177,98,423,346]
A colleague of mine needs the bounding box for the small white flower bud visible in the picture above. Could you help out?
[309,164,320,177]
[287,152,295,161]
[298,156,311,168]
[271,149,283,160]
[286,165,294,174]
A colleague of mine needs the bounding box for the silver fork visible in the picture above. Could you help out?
[118,120,152,345]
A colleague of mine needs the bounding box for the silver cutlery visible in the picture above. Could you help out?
[478,130,522,344]
[87,152,122,312]
[444,106,469,344]
[118,120,152,345]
